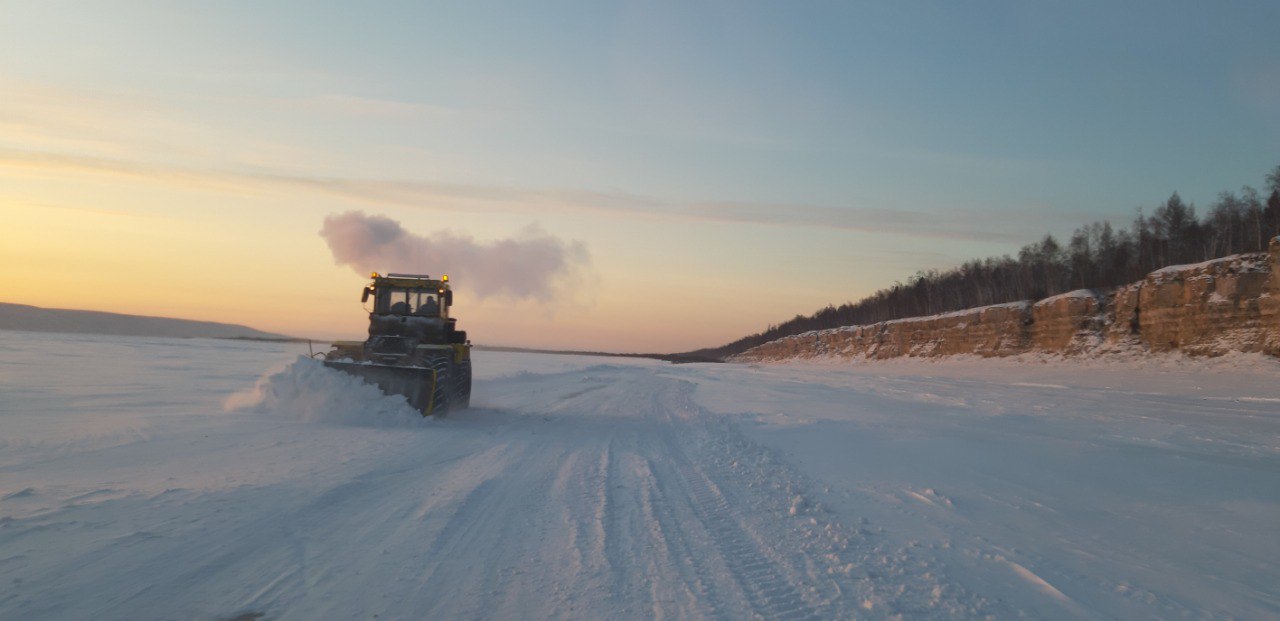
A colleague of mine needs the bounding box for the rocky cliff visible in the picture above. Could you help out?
[733,237,1280,362]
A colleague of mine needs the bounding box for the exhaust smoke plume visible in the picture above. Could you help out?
[320,211,588,302]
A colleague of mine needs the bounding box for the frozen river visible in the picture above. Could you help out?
[1,330,1278,619]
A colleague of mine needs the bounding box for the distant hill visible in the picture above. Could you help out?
[0,303,295,341]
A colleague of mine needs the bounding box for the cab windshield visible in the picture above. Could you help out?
[377,287,442,317]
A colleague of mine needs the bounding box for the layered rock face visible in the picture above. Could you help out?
[1263,240,1280,354]
[1133,251,1274,355]
[754,302,1034,361]
[734,238,1280,362]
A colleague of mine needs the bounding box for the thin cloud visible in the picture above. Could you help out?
[683,200,1026,242]
[283,94,502,121]
[6,201,168,221]
[2,147,1033,242]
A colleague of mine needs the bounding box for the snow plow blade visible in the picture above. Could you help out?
[323,360,439,415]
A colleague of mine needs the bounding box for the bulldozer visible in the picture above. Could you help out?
[323,272,472,415]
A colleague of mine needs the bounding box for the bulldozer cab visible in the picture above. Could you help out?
[327,271,472,416]
[375,287,446,318]
[364,273,453,319]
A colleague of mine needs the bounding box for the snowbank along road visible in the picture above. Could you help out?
[1,330,1278,619]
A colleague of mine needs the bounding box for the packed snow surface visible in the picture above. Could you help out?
[1,331,1278,619]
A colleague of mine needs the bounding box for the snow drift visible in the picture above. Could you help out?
[224,356,427,427]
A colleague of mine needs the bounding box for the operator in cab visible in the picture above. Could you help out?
[417,295,439,316]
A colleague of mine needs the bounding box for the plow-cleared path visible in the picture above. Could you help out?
[2,332,1279,619]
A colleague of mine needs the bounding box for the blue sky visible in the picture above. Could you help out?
[2,2,1278,350]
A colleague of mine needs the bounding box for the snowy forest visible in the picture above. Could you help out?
[694,166,1280,360]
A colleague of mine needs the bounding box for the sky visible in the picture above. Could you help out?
[2,1,1278,352]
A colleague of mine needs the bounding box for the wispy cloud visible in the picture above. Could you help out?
[0,77,1056,244]
[275,93,504,122]
[0,78,328,169]
[682,200,1016,241]
[4,200,168,221]
[0,147,1040,243]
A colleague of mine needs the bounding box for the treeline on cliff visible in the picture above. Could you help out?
[690,166,1280,361]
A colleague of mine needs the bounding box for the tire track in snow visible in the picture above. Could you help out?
[662,454,822,620]
[600,433,661,617]
[553,367,867,619]
[635,453,737,619]
[658,371,992,619]
[552,369,790,619]
[627,375,825,620]
[410,440,578,620]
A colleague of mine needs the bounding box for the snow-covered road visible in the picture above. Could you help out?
[1,331,1278,619]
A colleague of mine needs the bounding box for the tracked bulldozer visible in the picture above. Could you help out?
[323,272,472,415]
